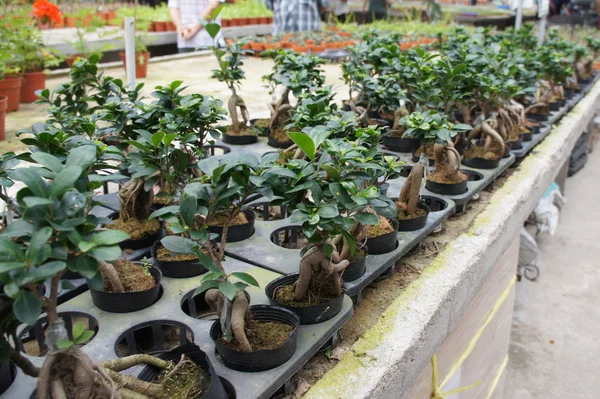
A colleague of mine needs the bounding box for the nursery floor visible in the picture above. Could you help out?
[2,55,347,154]
[505,148,600,398]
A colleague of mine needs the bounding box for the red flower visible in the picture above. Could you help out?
[32,0,62,25]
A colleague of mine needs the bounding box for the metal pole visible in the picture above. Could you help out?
[538,16,547,44]
[124,17,136,89]
[515,0,524,30]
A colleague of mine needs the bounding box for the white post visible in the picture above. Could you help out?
[515,0,524,30]
[538,0,549,44]
[538,16,547,44]
[124,17,136,89]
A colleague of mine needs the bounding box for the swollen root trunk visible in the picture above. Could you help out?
[398,163,423,215]
[295,247,349,301]
[119,178,154,221]
[99,261,125,293]
[228,94,249,134]
[206,289,252,352]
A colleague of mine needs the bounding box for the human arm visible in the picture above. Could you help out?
[363,0,368,13]
[168,0,187,38]
[183,0,221,40]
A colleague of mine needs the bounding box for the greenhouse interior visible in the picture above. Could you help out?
[0,0,598,398]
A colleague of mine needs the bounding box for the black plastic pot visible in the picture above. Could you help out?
[382,133,421,153]
[549,101,560,112]
[579,77,592,85]
[521,130,533,142]
[151,241,208,278]
[267,135,293,149]
[426,176,468,195]
[115,320,194,357]
[411,148,435,166]
[558,98,566,107]
[221,133,258,145]
[564,87,575,99]
[208,209,255,243]
[526,112,548,122]
[528,124,540,135]
[138,343,231,398]
[396,202,430,232]
[342,247,368,282]
[265,274,343,325]
[366,219,399,255]
[249,118,269,136]
[210,304,299,371]
[0,362,15,395]
[508,135,523,150]
[107,211,164,250]
[463,156,500,169]
[369,118,392,128]
[89,266,162,313]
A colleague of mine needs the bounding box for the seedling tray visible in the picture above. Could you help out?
[5,258,352,399]
[511,123,552,159]
[226,193,455,300]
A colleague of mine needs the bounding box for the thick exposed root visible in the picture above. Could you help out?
[205,289,224,315]
[481,122,505,150]
[525,102,547,115]
[99,261,125,293]
[295,247,349,301]
[99,355,170,372]
[231,291,252,352]
[228,94,249,134]
[398,163,423,214]
[119,178,154,221]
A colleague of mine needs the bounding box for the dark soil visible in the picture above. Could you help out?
[108,218,160,240]
[219,319,293,351]
[154,356,211,399]
[209,211,249,227]
[156,244,199,262]
[275,269,339,307]
[427,168,468,184]
[105,259,156,292]
[226,124,256,136]
[367,216,395,238]
[397,207,427,220]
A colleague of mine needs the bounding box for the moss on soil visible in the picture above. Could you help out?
[275,269,340,307]
[463,145,502,161]
[105,259,156,292]
[108,218,160,240]
[209,211,249,227]
[253,119,270,129]
[227,124,256,136]
[219,319,293,351]
[154,356,211,399]
[427,168,468,184]
[397,207,427,220]
[156,244,199,262]
[270,125,293,143]
[367,216,395,238]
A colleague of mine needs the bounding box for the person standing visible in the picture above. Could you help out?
[333,0,350,22]
[362,0,391,22]
[267,0,330,35]
[168,0,223,53]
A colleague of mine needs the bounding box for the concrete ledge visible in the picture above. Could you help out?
[304,79,600,399]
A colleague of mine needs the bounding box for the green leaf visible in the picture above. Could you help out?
[20,261,66,284]
[151,132,165,148]
[196,252,221,273]
[76,256,99,279]
[288,132,316,160]
[353,212,380,225]
[0,238,24,260]
[31,152,63,173]
[89,245,122,261]
[92,230,130,246]
[23,197,55,207]
[323,243,334,257]
[66,145,97,168]
[78,241,96,253]
[26,227,52,263]
[317,204,338,219]
[161,236,196,254]
[219,281,239,301]
[149,205,180,219]
[51,166,83,198]
[56,339,74,350]
[193,280,220,296]
[86,272,104,290]
[74,330,94,345]
[205,23,221,39]
[180,196,197,227]
[231,272,259,287]
[8,168,47,197]
[72,321,84,340]
[13,291,41,326]
[0,262,27,273]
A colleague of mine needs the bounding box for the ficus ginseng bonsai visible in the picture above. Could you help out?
[0,143,198,398]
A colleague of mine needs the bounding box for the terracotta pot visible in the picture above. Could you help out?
[53,20,64,28]
[325,42,338,49]
[310,44,325,53]
[241,42,251,50]
[248,17,259,25]
[64,16,77,27]
[264,42,277,50]
[258,17,268,24]
[222,19,231,27]
[305,39,315,45]
[66,55,80,68]
[119,52,150,79]
[0,96,6,141]
[154,21,166,32]
[82,14,93,27]
[37,21,51,30]
[292,45,308,53]
[0,77,22,112]
[267,17,273,23]
[20,72,46,103]
[327,25,340,31]
[339,31,351,37]
[235,18,247,26]
[105,11,117,21]
[147,22,156,32]
[229,18,239,26]
[166,21,176,31]
[281,41,293,48]
[250,42,265,51]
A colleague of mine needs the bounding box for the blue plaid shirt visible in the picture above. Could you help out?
[266,0,328,34]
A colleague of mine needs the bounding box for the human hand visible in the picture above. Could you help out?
[182,23,203,40]
[177,26,188,39]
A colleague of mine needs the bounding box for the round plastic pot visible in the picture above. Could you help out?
[66,55,80,68]
[342,248,367,282]
[521,130,533,141]
[210,304,299,371]
[119,51,150,79]
[463,156,500,169]
[267,135,293,148]
[151,241,208,278]
[89,266,162,313]
[411,148,435,166]
[138,343,231,398]
[208,209,255,243]
[0,77,22,112]
[527,112,548,122]
[508,134,523,150]
[0,96,6,141]
[426,177,468,195]
[366,219,399,255]
[0,361,15,395]
[20,72,46,103]
[107,211,164,250]
[265,274,343,325]
[549,101,560,112]
[396,202,430,232]
[564,87,575,99]
[221,132,258,145]
[579,77,592,85]
[382,134,420,153]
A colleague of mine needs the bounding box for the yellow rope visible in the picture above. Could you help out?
[430,276,517,398]
[485,355,509,399]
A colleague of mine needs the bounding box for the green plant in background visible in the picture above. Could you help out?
[220,0,273,19]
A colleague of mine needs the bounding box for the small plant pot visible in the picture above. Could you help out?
[411,148,435,166]
[0,96,6,141]
[265,275,343,325]
[221,132,258,145]
[526,112,548,122]
[564,87,575,99]
[396,202,430,232]
[0,361,15,395]
[107,212,164,250]
[462,156,500,169]
[0,76,22,112]
[151,241,208,278]
[89,266,162,313]
[210,304,299,371]
[267,135,293,148]
[548,101,560,112]
[119,51,150,79]
[208,209,255,243]
[342,247,368,282]
[382,134,421,153]
[20,72,46,103]
[521,130,533,141]
[166,21,177,31]
[366,219,399,255]
[66,55,80,68]
[137,343,231,398]
[154,21,166,32]
[508,136,523,150]
[426,177,468,195]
